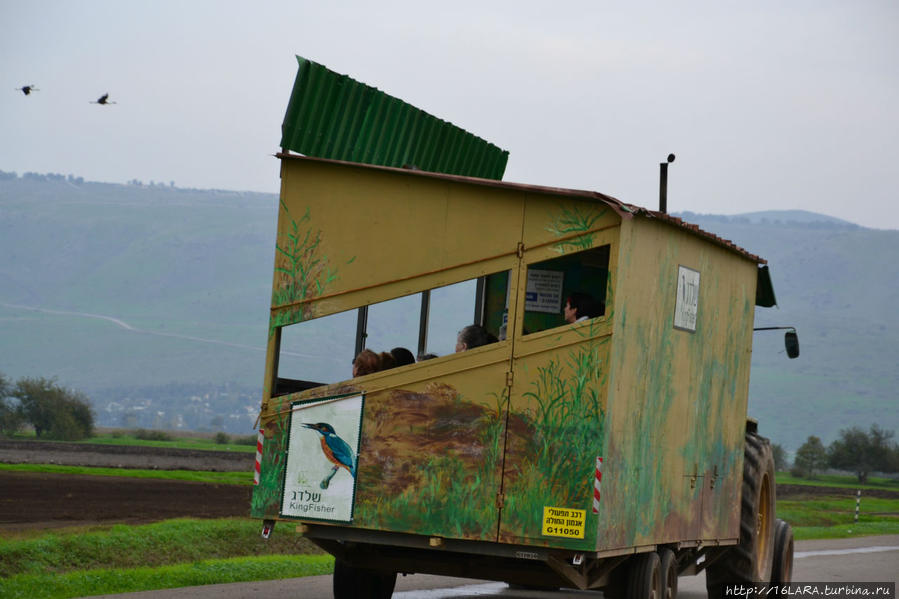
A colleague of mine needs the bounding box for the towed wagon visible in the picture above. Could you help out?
[251,57,796,599]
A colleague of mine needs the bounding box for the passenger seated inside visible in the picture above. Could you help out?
[378,351,396,370]
[455,324,492,352]
[390,347,416,367]
[352,349,381,377]
[563,292,601,324]
[353,347,416,378]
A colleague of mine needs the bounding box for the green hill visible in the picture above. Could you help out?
[676,210,898,450]
[1,171,896,448]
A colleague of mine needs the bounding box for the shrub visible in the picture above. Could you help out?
[13,377,94,440]
[213,432,230,445]
[135,429,172,442]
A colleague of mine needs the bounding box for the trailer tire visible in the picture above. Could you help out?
[771,518,794,585]
[706,431,776,598]
[333,559,396,599]
[627,551,661,599]
[659,548,678,599]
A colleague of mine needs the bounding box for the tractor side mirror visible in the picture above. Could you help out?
[785,330,799,359]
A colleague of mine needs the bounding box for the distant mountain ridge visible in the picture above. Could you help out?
[1,170,896,449]
[674,209,862,228]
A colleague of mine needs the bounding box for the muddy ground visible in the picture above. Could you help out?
[0,441,253,532]
[1,442,896,533]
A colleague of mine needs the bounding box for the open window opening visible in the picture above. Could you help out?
[271,269,512,397]
[273,309,357,396]
[523,244,610,335]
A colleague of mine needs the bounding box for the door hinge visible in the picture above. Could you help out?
[506,370,514,387]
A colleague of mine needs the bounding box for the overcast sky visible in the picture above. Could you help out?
[3,1,897,229]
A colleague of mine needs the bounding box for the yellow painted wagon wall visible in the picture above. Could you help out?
[270,157,524,330]
[596,216,757,551]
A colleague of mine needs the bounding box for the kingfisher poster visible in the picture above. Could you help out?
[280,394,364,522]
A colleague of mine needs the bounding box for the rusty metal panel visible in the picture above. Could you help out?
[281,56,509,180]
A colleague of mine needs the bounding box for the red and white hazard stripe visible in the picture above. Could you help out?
[254,429,264,485]
[592,456,603,514]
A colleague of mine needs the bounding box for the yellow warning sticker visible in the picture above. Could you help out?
[541,506,586,539]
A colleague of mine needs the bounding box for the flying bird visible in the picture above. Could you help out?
[91,93,116,105]
[17,85,38,95]
[302,422,356,489]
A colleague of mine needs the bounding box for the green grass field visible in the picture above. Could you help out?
[0,518,330,599]
[775,472,899,540]
[777,472,899,492]
[9,429,258,453]
[0,462,252,485]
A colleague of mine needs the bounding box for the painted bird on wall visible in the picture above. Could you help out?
[302,422,356,489]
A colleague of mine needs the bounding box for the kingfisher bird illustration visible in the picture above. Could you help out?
[302,422,356,489]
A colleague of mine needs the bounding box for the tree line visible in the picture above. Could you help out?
[774,424,899,483]
[0,372,94,440]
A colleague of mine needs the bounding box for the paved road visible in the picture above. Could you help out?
[85,535,898,599]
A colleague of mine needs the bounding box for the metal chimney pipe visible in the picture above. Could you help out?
[659,153,675,213]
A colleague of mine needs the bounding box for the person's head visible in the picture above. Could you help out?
[352,349,380,377]
[455,324,490,352]
[418,353,438,361]
[564,292,594,324]
[390,347,416,367]
[378,351,396,370]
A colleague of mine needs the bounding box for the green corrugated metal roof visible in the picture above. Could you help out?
[280,56,509,180]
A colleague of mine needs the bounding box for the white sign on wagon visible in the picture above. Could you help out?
[280,393,364,523]
[525,269,565,314]
[674,265,700,332]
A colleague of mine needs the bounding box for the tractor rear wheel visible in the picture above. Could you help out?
[706,431,776,598]
[333,558,396,599]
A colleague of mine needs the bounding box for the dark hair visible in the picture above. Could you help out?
[418,353,438,360]
[566,292,596,319]
[378,351,397,370]
[458,324,490,350]
[353,349,380,376]
[390,347,416,367]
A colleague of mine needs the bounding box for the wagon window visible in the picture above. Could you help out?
[366,293,421,359]
[425,278,478,356]
[273,309,357,395]
[522,244,610,335]
[271,269,512,396]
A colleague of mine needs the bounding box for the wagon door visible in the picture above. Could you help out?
[497,196,620,549]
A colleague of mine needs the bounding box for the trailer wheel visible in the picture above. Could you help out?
[706,431,776,598]
[627,551,661,599]
[333,558,396,599]
[771,518,794,585]
[658,548,678,599]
